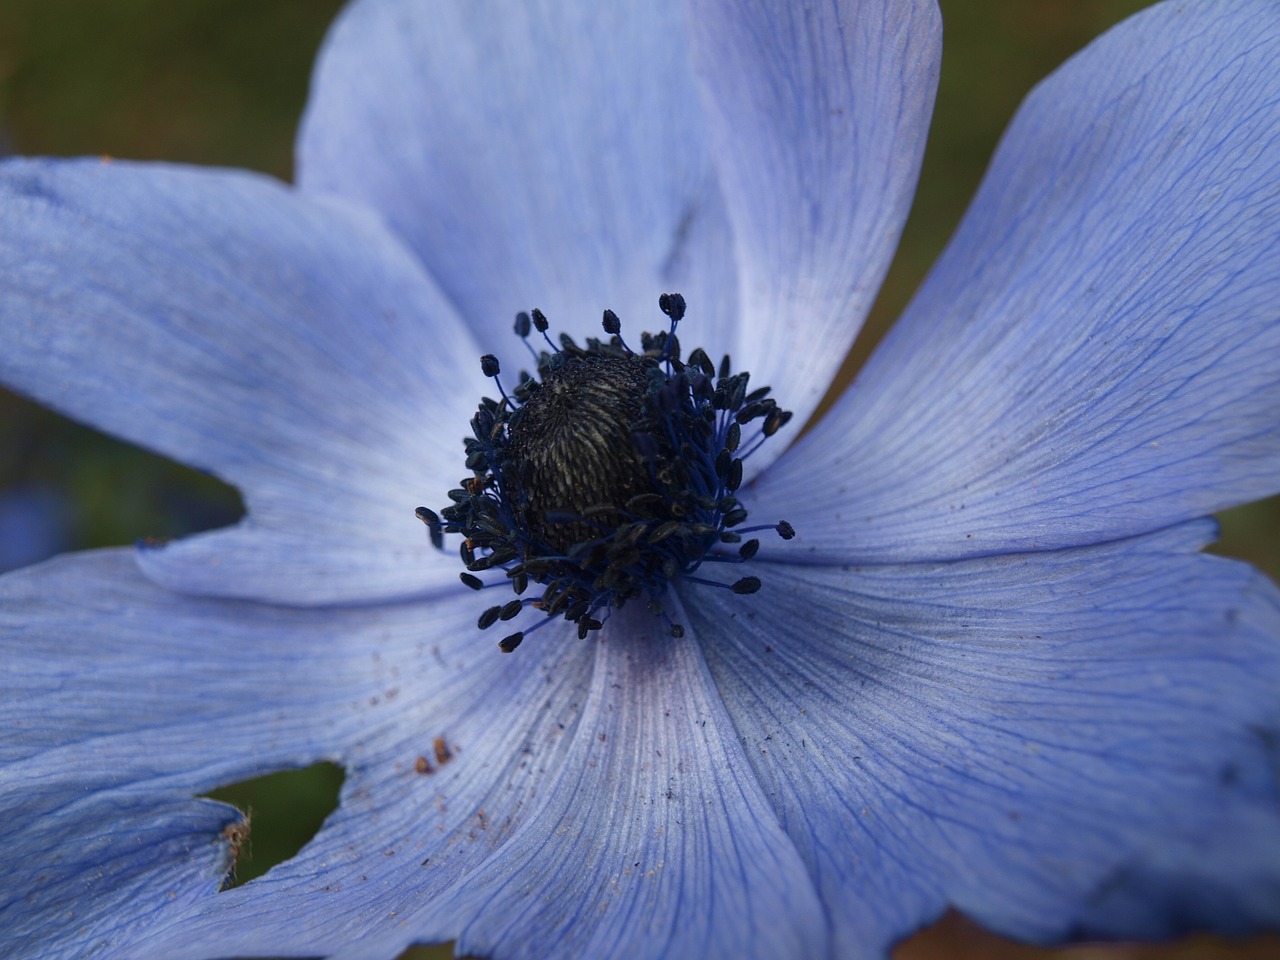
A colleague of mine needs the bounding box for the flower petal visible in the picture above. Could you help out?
[684,0,940,433]
[432,606,827,960]
[681,520,1280,955]
[0,549,581,957]
[296,0,741,374]
[0,158,485,604]
[1,553,824,959]
[219,609,828,960]
[753,0,1280,562]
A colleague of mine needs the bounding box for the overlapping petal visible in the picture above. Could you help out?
[437,608,826,960]
[1,553,824,960]
[685,0,939,435]
[753,0,1280,562]
[297,0,740,376]
[0,158,485,604]
[682,521,1280,957]
[298,0,941,445]
[0,550,583,958]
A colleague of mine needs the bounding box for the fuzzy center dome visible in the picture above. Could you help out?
[508,352,654,553]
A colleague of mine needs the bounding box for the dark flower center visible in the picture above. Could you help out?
[416,294,795,651]
[507,352,653,553]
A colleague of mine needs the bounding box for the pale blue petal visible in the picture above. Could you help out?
[1,553,824,960]
[433,607,826,960]
[685,0,940,442]
[0,550,580,958]
[296,0,741,378]
[681,521,1280,956]
[168,610,828,960]
[753,0,1280,562]
[0,158,486,604]
[297,0,941,449]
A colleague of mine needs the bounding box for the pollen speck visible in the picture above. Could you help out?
[433,737,453,767]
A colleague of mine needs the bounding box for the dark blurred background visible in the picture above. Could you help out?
[0,2,1275,958]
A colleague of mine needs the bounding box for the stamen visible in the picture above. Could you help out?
[415,506,443,549]
[480,354,523,415]
[419,294,795,649]
[602,309,636,355]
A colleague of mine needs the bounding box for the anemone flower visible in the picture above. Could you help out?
[2,0,1279,958]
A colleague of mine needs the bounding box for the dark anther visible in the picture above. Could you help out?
[687,347,714,377]
[763,410,791,436]
[658,292,686,322]
[649,520,681,543]
[722,425,740,456]
[726,458,743,492]
[714,449,731,478]
[777,521,796,540]
[415,506,443,549]
[423,296,794,649]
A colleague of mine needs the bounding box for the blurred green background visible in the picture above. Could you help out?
[0,2,1275,958]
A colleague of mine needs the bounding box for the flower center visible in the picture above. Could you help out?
[508,351,654,554]
[416,294,795,651]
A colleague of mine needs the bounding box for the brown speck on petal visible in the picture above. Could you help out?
[433,736,453,767]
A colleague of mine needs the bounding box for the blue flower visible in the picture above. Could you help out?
[2,0,1279,957]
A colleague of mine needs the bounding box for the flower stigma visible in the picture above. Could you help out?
[416,294,796,651]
